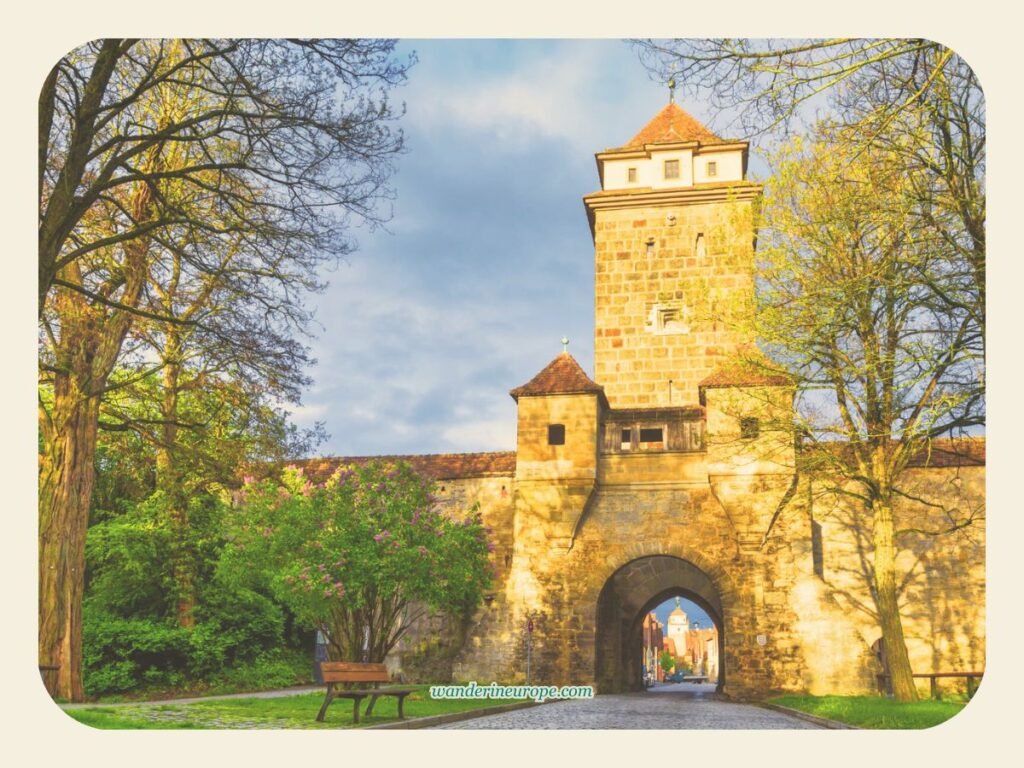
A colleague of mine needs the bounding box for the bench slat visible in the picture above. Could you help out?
[320,661,390,684]
[320,662,388,672]
[322,670,390,683]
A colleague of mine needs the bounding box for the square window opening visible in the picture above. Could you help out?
[620,428,632,450]
[639,427,664,446]
[627,167,637,183]
[664,159,679,180]
[707,161,717,177]
[548,424,566,445]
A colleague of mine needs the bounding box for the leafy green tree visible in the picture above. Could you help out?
[745,124,983,701]
[221,461,494,663]
[659,649,675,675]
[94,360,325,628]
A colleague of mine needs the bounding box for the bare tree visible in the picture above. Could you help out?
[38,39,411,701]
[747,124,982,700]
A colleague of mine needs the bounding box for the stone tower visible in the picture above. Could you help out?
[583,102,762,408]
[665,597,689,657]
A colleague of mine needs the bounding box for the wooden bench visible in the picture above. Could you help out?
[876,671,983,699]
[315,662,414,724]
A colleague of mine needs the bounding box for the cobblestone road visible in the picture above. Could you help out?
[434,683,823,730]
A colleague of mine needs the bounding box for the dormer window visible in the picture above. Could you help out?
[627,167,637,183]
[707,161,717,178]
[663,159,679,180]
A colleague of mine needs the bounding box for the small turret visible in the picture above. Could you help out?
[510,345,607,547]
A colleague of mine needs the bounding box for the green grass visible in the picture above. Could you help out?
[62,686,531,730]
[767,694,967,729]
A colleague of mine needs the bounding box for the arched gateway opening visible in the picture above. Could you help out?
[595,556,725,693]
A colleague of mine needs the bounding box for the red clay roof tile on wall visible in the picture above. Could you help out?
[509,352,607,403]
[699,366,795,389]
[810,438,985,469]
[293,451,516,483]
[624,103,722,148]
[907,438,985,468]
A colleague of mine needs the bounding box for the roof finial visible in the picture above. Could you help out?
[668,72,677,104]
[561,336,570,354]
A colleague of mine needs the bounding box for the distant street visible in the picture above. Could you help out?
[433,682,824,729]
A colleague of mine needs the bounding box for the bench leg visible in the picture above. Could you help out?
[365,693,380,717]
[397,693,407,720]
[316,685,335,722]
[930,676,938,700]
[967,676,977,699]
[353,696,362,724]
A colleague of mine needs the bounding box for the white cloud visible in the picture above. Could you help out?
[409,41,630,150]
[441,418,516,451]
[285,402,328,422]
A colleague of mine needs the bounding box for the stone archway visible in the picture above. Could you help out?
[595,555,725,694]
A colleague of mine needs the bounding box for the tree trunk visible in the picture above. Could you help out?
[872,498,918,701]
[38,375,100,701]
[155,350,195,629]
[38,188,151,701]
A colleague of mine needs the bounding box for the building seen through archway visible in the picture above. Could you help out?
[643,596,719,686]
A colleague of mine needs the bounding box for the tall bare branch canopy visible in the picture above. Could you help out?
[38,39,413,701]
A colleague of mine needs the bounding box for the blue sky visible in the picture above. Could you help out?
[290,39,763,458]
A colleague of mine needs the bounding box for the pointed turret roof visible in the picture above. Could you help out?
[510,352,607,404]
[668,596,689,622]
[624,102,722,148]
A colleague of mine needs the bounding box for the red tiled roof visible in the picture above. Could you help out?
[625,103,721,148]
[907,438,985,468]
[809,438,985,469]
[510,352,607,403]
[699,362,794,389]
[293,451,516,483]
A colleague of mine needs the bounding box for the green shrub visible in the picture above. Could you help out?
[82,660,136,695]
[83,612,192,694]
[188,588,285,677]
[213,650,312,691]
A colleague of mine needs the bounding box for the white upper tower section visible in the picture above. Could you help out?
[595,103,748,192]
